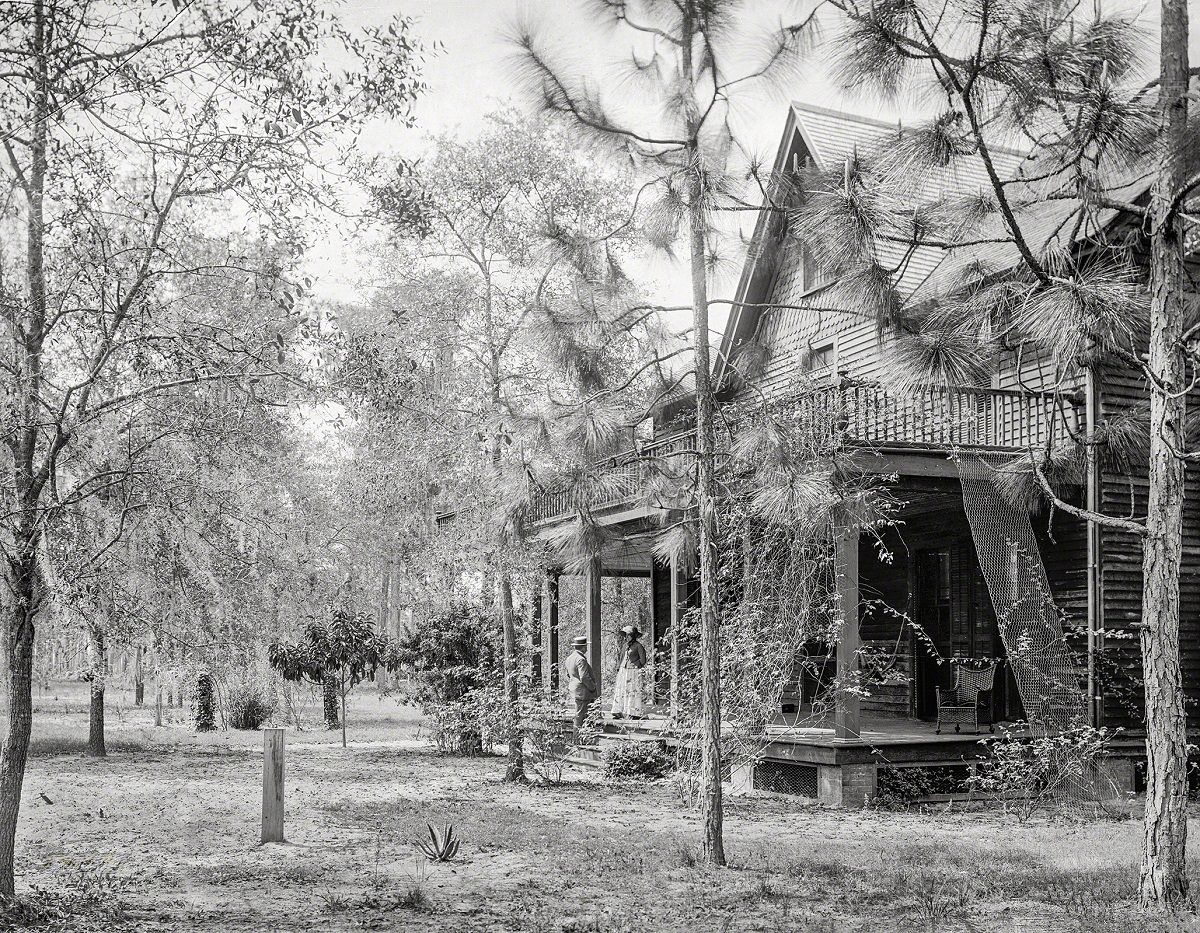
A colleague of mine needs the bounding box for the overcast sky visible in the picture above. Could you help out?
[313,0,1198,333]
[313,0,859,323]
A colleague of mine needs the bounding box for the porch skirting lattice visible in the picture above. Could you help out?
[753,761,819,797]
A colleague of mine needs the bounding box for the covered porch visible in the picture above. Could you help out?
[530,505,690,712]
[529,454,1118,806]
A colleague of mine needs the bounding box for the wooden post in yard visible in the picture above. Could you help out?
[834,525,861,741]
[154,683,163,727]
[261,728,285,843]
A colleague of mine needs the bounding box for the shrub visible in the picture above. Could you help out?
[875,765,968,808]
[424,684,509,756]
[194,671,216,732]
[521,695,570,784]
[399,604,501,755]
[227,682,277,730]
[968,723,1116,819]
[603,740,673,780]
[0,857,130,926]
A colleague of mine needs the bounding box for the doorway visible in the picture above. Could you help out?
[913,542,1013,722]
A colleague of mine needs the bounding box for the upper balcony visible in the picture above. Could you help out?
[528,383,1082,526]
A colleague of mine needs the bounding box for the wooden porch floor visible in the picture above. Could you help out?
[596,709,1005,748]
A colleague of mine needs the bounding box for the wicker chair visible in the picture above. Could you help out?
[936,661,998,734]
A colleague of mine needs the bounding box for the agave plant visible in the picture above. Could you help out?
[417,823,460,863]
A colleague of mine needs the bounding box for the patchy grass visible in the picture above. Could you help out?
[6,683,1200,930]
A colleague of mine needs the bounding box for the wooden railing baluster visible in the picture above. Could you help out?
[525,385,1083,523]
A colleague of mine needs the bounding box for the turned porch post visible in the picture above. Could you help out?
[834,525,861,741]
[547,570,560,693]
[586,556,602,689]
[530,580,543,687]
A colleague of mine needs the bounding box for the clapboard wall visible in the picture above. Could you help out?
[1096,357,1200,730]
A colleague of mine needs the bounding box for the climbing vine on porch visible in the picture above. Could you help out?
[667,387,903,797]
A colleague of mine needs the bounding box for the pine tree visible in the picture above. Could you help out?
[804,0,1195,906]
[513,0,818,865]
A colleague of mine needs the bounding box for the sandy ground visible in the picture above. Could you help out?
[7,684,1200,932]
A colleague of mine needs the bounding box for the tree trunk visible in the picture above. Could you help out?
[499,574,524,782]
[486,321,524,781]
[0,0,49,896]
[87,624,106,757]
[340,669,347,749]
[323,673,340,730]
[687,153,724,862]
[375,563,391,691]
[1139,0,1190,906]
[0,552,37,897]
[133,646,144,707]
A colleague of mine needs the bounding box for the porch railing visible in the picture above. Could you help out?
[528,383,1081,526]
[526,430,696,525]
[798,383,1080,451]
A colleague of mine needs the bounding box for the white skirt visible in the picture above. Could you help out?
[611,667,649,717]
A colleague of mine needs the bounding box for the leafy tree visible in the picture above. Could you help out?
[362,112,650,782]
[807,0,1194,907]
[0,0,427,894]
[268,608,398,748]
[396,603,500,705]
[513,0,819,865]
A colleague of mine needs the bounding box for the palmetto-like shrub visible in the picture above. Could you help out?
[417,824,460,862]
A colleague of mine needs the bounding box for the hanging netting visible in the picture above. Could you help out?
[956,451,1088,734]
[956,452,1126,811]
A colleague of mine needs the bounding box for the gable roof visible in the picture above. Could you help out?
[715,102,1150,389]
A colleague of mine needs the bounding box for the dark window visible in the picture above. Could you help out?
[801,242,825,292]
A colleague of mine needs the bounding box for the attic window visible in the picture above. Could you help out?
[800,243,826,293]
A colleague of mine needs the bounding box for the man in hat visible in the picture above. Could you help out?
[563,634,598,741]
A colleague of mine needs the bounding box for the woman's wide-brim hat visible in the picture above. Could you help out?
[620,625,642,637]
[571,635,588,647]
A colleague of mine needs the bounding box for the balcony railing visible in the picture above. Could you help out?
[794,383,1080,451]
[527,430,696,525]
[528,383,1081,526]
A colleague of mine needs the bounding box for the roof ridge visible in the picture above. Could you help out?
[789,100,1028,160]
[789,100,898,131]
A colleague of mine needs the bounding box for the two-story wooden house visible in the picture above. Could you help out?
[528,102,1184,804]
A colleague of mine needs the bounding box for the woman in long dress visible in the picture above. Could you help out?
[610,625,648,718]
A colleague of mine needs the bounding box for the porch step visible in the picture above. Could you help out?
[596,730,665,746]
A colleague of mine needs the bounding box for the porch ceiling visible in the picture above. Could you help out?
[597,532,654,576]
[891,488,963,520]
